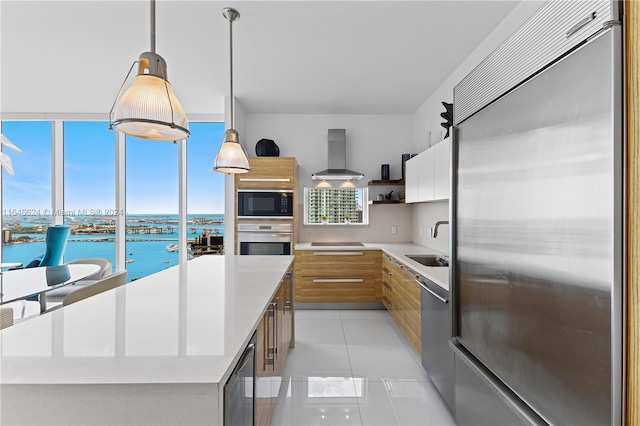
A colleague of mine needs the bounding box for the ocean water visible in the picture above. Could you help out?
[2,214,224,282]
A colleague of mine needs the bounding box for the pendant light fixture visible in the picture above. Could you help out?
[109,0,190,141]
[214,7,250,174]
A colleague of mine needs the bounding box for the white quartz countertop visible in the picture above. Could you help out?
[0,255,294,386]
[295,242,449,290]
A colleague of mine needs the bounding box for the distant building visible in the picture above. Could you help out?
[2,229,12,244]
[307,188,358,223]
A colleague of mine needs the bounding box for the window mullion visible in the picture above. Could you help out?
[52,120,64,226]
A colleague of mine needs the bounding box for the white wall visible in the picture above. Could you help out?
[245,114,414,243]
[410,0,544,253]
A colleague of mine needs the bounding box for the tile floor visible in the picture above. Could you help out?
[272,309,457,426]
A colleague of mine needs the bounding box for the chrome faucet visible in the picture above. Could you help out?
[433,221,449,238]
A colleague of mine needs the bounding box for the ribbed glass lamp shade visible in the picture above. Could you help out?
[112,74,190,141]
[214,129,250,173]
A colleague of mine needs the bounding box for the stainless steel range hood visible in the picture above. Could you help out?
[312,129,364,181]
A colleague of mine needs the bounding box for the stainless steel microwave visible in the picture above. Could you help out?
[237,189,294,220]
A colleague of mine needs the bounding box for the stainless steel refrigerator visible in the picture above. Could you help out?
[450,1,623,425]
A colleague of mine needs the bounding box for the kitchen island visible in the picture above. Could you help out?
[0,255,294,425]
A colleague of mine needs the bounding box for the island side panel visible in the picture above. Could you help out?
[0,383,220,425]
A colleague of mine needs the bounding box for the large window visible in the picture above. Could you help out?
[126,135,179,281]
[187,122,225,250]
[1,121,52,265]
[1,120,224,281]
[63,121,116,272]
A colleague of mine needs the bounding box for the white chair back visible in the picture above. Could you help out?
[66,257,112,281]
[63,270,127,307]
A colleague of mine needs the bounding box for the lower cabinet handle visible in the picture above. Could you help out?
[274,300,278,363]
[312,252,364,256]
[312,278,364,283]
[383,296,392,308]
[382,268,392,276]
[265,310,274,366]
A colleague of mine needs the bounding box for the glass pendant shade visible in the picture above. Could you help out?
[111,52,190,141]
[214,129,250,173]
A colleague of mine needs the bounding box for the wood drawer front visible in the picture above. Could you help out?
[298,250,378,273]
[404,307,422,355]
[297,276,376,303]
[381,277,394,298]
[403,278,421,311]
[387,298,404,330]
[382,255,403,281]
[236,158,296,189]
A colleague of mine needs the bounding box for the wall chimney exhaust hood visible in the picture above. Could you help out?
[312,129,364,181]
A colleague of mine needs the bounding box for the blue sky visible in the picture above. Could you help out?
[2,121,226,215]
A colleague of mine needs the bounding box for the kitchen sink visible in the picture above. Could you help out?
[406,254,449,267]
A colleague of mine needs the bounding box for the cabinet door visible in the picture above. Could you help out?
[295,250,379,303]
[404,156,419,203]
[401,267,422,355]
[433,138,451,200]
[382,255,406,330]
[418,148,435,202]
[236,157,296,189]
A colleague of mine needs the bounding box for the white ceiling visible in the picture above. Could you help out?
[1,1,519,116]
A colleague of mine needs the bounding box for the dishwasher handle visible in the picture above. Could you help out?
[416,279,448,304]
[234,343,255,375]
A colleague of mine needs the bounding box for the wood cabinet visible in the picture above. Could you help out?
[236,157,297,189]
[234,157,299,254]
[381,253,405,329]
[255,268,294,426]
[404,136,450,203]
[294,250,381,303]
[381,253,421,354]
[401,265,422,354]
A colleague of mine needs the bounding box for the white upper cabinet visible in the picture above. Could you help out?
[405,156,419,203]
[404,136,451,203]
[418,147,435,201]
[433,137,450,200]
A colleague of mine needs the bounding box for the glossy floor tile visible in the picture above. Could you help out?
[273,310,457,426]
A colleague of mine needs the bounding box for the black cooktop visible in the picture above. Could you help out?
[311,242,365,247]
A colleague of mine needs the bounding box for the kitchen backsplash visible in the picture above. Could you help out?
[412,200,449,253]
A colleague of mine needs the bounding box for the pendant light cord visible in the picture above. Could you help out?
[229,15,234,130]
[150,0,156,53]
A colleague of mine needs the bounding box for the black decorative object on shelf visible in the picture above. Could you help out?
[440,101,453,138]
[381,164,390,180]
[255,138,280,156]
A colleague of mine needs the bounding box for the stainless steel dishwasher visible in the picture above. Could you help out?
[224,331,257,425]
[419,275,454,412]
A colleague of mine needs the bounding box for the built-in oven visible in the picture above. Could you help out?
[237,223,293,255]
[237,189,294,220]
